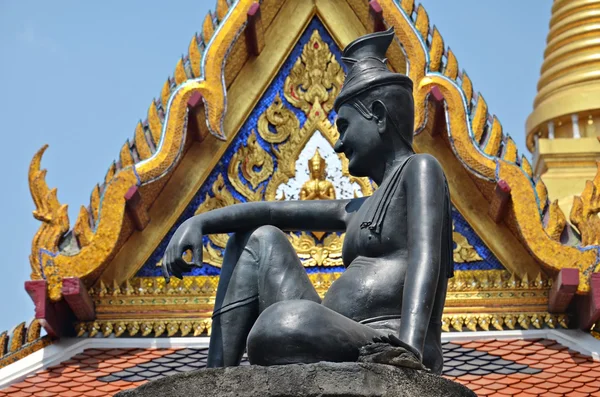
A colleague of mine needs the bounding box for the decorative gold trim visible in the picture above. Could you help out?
[289,232,344,267]
[76,311,567,339]
[228,131,274,201]
[570,161,600,246]
[83,270,559,338]
[453,225,482,263]
[0,320,51,370]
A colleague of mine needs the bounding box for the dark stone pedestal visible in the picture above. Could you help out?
[116,362,476,397]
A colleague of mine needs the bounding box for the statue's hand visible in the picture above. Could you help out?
[161,218,203,283]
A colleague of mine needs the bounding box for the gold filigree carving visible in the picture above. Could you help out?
[452,224,482,263]
[545,200,567,241]
[441,312,566,332]
[570,162,600,247]
[257,93,299,144]
[82,266,558,338]
[28,145,70,298]
[283,30,344,115]
[78,311,567,338]
[228,131,273,201]
[289,232,344,267]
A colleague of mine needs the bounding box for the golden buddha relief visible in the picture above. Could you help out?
[299,149,336,201]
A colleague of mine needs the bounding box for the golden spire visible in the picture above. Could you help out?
[526,0,600,152]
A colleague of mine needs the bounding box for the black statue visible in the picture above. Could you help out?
[161,28,453,374]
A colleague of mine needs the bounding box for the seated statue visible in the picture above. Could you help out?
[299,149,336,201]
[161,28,453,375]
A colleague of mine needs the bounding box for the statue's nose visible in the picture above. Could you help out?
[333,139,343,153]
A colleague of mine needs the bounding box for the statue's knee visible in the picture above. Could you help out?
[248,225,287,246]
[247,300,320,358]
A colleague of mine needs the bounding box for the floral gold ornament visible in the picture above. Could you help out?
[0,319,49,369]
[84,269,553,338]
[289,232,344,267]
[77,311,567,338]
[196,173,238,250]
[257,93,299,144]
[284,30,345,115]
[227,131,273,202]
[570,161,600,247]
[452,224,483,263]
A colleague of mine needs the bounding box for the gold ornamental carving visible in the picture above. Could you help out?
[77,311,567,338]
[227,131,274,202]
[289,232,344,267]
[257,93,299,144]
[84,269,557,338]
[452,224,482,263]
[570,162,600,247]
[283,30,344,115]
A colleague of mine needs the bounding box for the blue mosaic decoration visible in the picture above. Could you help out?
[137,18,346,277]
[452,208,504,271]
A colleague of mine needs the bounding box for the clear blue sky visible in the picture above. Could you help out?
[0,1,550,333]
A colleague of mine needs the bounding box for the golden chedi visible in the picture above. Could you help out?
[526,0,600,217]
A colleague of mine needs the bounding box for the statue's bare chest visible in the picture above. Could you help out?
[341,189,408,265]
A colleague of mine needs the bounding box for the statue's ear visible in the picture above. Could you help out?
[371,100,387,134]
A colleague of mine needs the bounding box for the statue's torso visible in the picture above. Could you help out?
[321,168,448,327]
[322,182,409,321]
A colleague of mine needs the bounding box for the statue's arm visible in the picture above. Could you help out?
[162,199,352,281]
[399,155,446,361]
[198,199,350,234]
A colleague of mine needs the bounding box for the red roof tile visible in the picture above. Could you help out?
[0,339,599,396]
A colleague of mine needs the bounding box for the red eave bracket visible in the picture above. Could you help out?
[62,277,96,322]
[125,185,150,231]
[245,2,264,56]
[548,268,579,313]
[579,273,600,330]
[488,180,511,223]
[25,280,72,338]
[369,1,386,32]
[25,277,96,338]
[429,87,446,137]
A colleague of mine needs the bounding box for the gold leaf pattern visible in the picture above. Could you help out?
[570,162,600,246]
[283,30,344,115]
[257,94,299,144]
[228,131,273,200]
[452,225,483,263]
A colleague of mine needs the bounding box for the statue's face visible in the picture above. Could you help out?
[334,104,382,177]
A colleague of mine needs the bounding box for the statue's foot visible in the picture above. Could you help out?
[358,336,428,371]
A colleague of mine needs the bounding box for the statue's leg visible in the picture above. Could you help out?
[208,225,320,368]
[247,300,382,365]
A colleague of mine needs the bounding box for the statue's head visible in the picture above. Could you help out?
[333,28,414,177]
[308,149,326,179]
